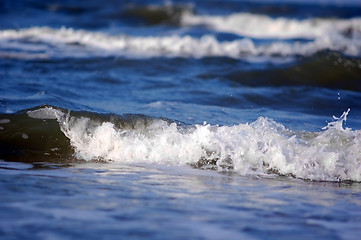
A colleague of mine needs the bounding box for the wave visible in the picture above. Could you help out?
[0,22,360,60]
[181,12,361,39]
[1,105,360,182]
[215,51,361,92]
[122,4,194,25]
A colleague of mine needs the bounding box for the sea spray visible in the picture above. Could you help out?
[4,106,356,182]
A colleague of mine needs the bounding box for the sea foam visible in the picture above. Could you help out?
[27,107,361,182]
[1,12,361,60]
[181,12,361,39]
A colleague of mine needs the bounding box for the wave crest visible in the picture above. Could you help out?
[1,20,361,60]
[2,106,360,182]
[181,12,361,39]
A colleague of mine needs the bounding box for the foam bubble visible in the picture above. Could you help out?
[0,119,11,124]
[22,133,29,139]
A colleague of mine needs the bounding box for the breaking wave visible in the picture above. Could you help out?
[181,12,361,39]
[1,105,360,182]
[1,11,361,60]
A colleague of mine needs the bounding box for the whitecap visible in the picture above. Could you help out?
[1,25,360,60]
[181,12,361,39]
[53,108,361,182]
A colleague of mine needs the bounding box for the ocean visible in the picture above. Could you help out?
[1,0,361,239]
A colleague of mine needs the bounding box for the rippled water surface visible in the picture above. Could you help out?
[1,161,361,240]
[1,0,361,239]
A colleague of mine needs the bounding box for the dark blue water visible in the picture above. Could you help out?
[1,0,361,239]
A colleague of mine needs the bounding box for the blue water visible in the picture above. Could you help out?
[1,161,361,240]
[1,0,361,239]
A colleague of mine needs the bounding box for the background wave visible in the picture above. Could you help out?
[1,21,360,59]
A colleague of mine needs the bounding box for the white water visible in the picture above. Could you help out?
[1,12,361,59]
[28,107,361,182]
[181,12,361,39]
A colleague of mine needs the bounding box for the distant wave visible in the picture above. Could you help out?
[1,105,360,182]
[181,12,361,39]
[215,51,361,92]
[0,14,361,60]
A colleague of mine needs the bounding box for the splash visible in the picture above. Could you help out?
[10,106,358,182]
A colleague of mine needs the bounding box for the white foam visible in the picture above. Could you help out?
[51,109,361,182]
[0,119,11,124]
[27,107,64,120]
[181,12,361,39]
[1,23,360,59]
[22,133,29,139]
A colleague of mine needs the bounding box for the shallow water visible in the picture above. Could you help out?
[1,161,361,240]
[1,0,361,239]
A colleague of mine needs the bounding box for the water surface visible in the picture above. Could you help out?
[1,0,361,239]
